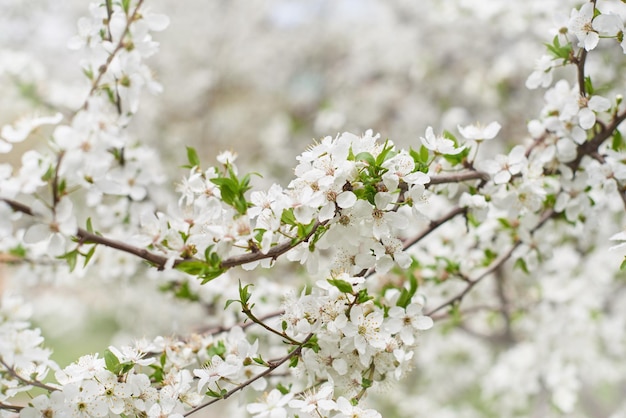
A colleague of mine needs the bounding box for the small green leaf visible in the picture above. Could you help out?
[239,281,253,305]
[83,245,97,267]
[584,76,594,95]
[545,35,572,61]
[289,356,299,368]
[121,0,131,14]
[186,146,200,167]
[57,250,79,272]
[207,341,226,358]
[611,129,624,151]
[150,365,165,383]
[86,217,94,233]
[442,147,470,166]
[620,257,626,271]
[356,289,373,304]
[354,152,376,167]
[327,278,353,294]
[303,335,320,353]
[104,349,121,374]
[9,245,26,258]
[514,257,529,274]
[276,383,291,395]
[281,208,297,226]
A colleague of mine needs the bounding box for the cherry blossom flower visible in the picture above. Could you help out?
[385,303,434,345]
[23,199,78,257]
[246,389,294,418]
[0,113,62,153]
[457,121,501,142]
[568,2,599,51]
[526,55,555,89]
[288,383,335,415]
[477,144,527,184]
[420,126,465,155]
[340,305,388,363]
[331,397,382,418]
[193,355,239,393]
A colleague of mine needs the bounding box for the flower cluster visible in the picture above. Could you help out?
[3,0,626,417]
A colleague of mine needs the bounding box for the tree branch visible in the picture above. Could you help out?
[0,357,59,393]
[426,209,555,316]
[183,333,313,417]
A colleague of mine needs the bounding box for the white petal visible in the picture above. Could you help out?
[336,191,356,208]
[23,224,51,243]
[413,316,434,330]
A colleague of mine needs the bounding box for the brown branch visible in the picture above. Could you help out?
[198,310,285,335]
[569,106,626,170]
[427,170,488,185]
[576,48,588,98]
[3,197,325,271]
[80,0,145,112]
[0,402,22,413]
[220,221,322,269]
[402,206,467,251]
[426,209,555,316]
[0,357,59,393]
[184,333,313,417]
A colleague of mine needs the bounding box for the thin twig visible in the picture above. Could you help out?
[184,333,313,417]
[0,357,59,392]
[80,0,145,112]
[426,209,555,316]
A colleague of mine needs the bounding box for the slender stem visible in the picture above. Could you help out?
[402,206,467,251]
[426,209,554,316]
[0,402,22,413]
[427,170,488,185]
[80,0,145,112]
[242,306,300,345]
[184,333,313,417]
[199,310,285,335]
[0,357,59,393]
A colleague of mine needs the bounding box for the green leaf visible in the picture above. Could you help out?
[9,245,26,258]
[442,147,470,166]
[354,152,376,167]
[186,146,200,167]
[281,208,297,226]
[327,278,353,294]
[620,257,626,271]
[150,364,165,383]
[104,349,121,374]
[375,140,395,165]
[57,250,79,272]
[545,35,572,61]
[289,356,299,368]
[584,76,594,95]
[175,260,226,284]
[239,281,253,305]
[303,335,320,353]
[121,0,131,14]
[207,341,226,358]
[276,383,291,395]
[356,289,373,304]
[82,245,97,267]
[611,129,624,151]
[86,217,94,233]
[396,259,419,308]
[514,257,529,274]
[297,220,316,240]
